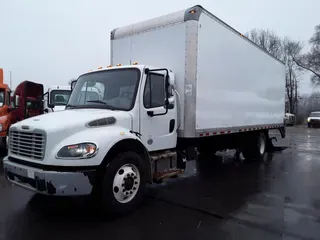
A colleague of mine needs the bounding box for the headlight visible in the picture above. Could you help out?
[56,142,98,159]
[307,118,310,122]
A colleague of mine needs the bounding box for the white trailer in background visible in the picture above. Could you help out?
[44,85,71,112]
[4,5,286,215]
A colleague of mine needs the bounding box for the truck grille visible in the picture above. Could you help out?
[9,130,46,160]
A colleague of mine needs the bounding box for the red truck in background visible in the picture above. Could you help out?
[0,68,13,151]
[10,80,44,123]
[0,68,44,152]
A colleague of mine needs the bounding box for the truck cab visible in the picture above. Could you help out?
[0,80,44,151]
[44,85,71,113]
[0,69,12,150]
[9,80,44,123]
[3,64,177,212]
[284,112,296,126]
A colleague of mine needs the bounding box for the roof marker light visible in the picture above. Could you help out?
[107,65,112,68]
[98,66,103,69]
[116,64,122,66]
[132,61,138,65]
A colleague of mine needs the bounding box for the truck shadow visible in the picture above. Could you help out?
[4,148,288,240]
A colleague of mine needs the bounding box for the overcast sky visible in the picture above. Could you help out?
[0,0,319,94]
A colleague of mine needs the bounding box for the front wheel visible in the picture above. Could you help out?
[92,151,147,215]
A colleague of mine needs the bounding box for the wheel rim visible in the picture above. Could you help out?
[112,163,140,204]
[258,135,266,155]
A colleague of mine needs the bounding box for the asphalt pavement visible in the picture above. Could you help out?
[1,126,320,240]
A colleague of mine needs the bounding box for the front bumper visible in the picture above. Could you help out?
[3,156,96,196]
[309,120,320,125]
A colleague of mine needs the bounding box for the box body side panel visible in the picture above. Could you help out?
[195,13,286,131]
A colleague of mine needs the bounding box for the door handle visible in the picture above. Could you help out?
[169,119,175,133]
[147,111,154,117]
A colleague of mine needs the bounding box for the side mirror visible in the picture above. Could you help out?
[167,96,175,109]
[14,95,20,107]
[44,108,49,113]
[71,80,77,90]
[168,72,175,86]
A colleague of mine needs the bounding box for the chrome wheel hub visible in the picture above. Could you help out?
[112,163,140,203]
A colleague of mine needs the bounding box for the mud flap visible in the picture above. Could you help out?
[279,125,286,138]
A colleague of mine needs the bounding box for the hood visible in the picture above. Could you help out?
[53,106,66,112]
[308,116,320,120]
[12,108,132,134]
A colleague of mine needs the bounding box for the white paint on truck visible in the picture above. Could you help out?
[3,5,286,215]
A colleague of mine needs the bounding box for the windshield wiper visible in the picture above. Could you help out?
[66,104,77,108]
[86,100,115,110]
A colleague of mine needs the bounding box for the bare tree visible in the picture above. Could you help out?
[246,29,303,114]
[68,78,77,85]
[293,25,320,85]
[245,29,283,59]
[282,38,304,114]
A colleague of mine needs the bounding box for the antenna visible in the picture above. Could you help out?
[9,71,12,89]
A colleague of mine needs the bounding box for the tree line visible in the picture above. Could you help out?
[246,25,320,121]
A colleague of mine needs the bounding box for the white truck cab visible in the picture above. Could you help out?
[4,65,178,214]
[44,85,71,113]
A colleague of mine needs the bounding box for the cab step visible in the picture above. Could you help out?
[153,168,184,183]
[150,150,184,183]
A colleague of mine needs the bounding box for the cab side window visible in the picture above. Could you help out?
[5,91,10,106]
[143,73,165,108]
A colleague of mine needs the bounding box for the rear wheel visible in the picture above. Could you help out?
[242,132,267,162]
[92,151,147,215]
[308,123,311,128]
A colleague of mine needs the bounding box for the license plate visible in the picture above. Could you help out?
[27,169,35,179]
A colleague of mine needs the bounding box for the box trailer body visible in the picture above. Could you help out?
[111,5,285,138]
[3,5,286,215]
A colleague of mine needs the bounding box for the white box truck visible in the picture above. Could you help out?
[3,5,286,214]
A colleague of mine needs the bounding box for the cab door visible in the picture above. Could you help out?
[139,71,177,152]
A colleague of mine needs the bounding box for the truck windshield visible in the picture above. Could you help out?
[67,68,141,111]
[0,90,4,107]
[27,100,41,109]
[50,90,71,106]
[310,112,320,117]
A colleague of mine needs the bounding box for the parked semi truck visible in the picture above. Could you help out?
[0,70,44,151]
[3,5,286,214]
[2,80,44,150]
[284,112,296,126]
[0,68,13,150]
[44,85,71,112]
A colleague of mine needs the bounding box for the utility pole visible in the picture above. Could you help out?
[9,70,12,89]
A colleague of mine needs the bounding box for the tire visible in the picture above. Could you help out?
[92,151,147,215]
[242,132,267,162]
[308,124,311,128]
